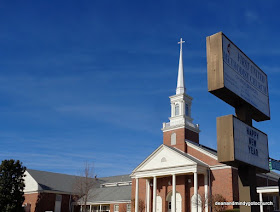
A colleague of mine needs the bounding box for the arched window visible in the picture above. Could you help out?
[175,104,179,116]
[185,104,189,116]
[166,192,182,212]
[161,157,167,162]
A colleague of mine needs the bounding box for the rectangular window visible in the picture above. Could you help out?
[54,194,62,212]
[114,204,119,212]
[101,205,110,212]
[93,206,98,212]
[127,204,131,212]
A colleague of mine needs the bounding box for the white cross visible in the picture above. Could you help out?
[178,38,185,50]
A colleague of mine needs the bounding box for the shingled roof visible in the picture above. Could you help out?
[79,185,131,204]
[27,169,82,193]
[26,169,132,202]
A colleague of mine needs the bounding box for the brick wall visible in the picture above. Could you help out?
[163,128,186,152]
[110,203,130,212]
[131,178,147,212]
[24,193,39,212]
[211,168,234,204]
[163,128,199,152]
[24,192,72,212]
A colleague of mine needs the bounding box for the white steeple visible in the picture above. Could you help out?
[176,38,186,95]
[162,38,200,135]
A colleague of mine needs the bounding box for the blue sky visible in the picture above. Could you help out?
[0,1,279,177]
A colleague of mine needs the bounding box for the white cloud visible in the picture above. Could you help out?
[245,11,260,24]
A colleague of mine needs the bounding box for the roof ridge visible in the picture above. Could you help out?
[27,169,131,180]
[27,169,80,177]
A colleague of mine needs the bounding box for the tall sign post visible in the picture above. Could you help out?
[206,32,270,212]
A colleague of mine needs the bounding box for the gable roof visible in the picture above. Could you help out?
[82,185,131,204]
[27,169,81,193]
[26,169,131,195]
[131,144,208,177]
[166,145,208,166]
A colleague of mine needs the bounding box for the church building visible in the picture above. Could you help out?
[22,38,280,212]
[130,38,279,212]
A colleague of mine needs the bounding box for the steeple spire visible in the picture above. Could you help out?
[162,37,200,149]
[176,38,186,95]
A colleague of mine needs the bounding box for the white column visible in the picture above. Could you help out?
[259,193,263,212]
[153,176,157,212]
[172,174,176,212]
[171,103,175,117]
[135,178,139,212]
[204,174,208,212]
[80,205,82,212]
[90,205,92,212]
[194,172,198,212]
[99,205,101,212]
[146,179,150,212]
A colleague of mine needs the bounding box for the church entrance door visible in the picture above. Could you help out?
[156,195,162,212]
[166,192,182,212]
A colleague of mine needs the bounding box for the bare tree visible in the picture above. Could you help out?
[73,162,97,212]
[192,192,227,212]
[211,194,227,212]
[131,198,145,212]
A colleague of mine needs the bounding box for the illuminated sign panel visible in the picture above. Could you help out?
[207,32,270,121]
[217,115,269,171]
[270,160,280,171]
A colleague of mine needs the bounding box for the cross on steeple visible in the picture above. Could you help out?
[178,38,185,50]
[176,37,185,95]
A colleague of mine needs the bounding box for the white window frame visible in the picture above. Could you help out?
[175,104,179,116]
[114,204,119,212]
[127,204,131,212]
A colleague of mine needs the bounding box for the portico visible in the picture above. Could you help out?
[131,145,209,212]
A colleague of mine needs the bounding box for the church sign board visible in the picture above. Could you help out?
[269,160,280,171]
[217,115,269,172]
[206,32,270,122]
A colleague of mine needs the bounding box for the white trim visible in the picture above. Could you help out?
[162,124,200,133]
[131,144,164,174]
[257,186,279,194]
[153,176,157,212]
[25,190,74,195]
[169,93,193,100]
[101,181,132,187]
[74,200,131,205]
[209,164,235,170]
[131,164,207,178]
[186,141,217,160]
[24,191,40,194]
[131,145,208,177]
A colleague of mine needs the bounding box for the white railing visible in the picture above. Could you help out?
[163,120,199,130]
